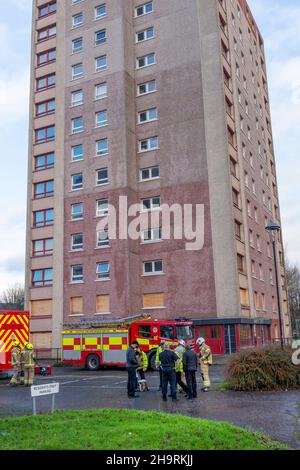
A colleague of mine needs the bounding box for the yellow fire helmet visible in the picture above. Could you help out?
[12,340,20,348]
[26,343,34,350]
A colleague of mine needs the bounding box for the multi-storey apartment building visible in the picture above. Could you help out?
[25,0,290,355]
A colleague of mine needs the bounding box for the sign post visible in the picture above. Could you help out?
[30,383,59,416]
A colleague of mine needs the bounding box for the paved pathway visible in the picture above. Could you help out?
[0,366,299,448]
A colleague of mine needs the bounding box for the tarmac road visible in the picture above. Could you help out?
[0,365,299,449]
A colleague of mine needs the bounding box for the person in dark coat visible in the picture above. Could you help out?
[126,340,140,398]
[183,344,198,399]
[159,343,179,402]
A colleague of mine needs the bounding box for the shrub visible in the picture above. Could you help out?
[225,346,300,391]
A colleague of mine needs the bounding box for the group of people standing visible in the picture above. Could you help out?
[10,340,36,387]
[126,337,212,401]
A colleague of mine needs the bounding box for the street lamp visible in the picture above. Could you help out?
[265,222,284,349]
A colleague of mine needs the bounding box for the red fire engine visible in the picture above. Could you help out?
[0,310,30,372]
[62,315,194,370]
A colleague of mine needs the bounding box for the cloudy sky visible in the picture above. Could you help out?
[0,0,299,293]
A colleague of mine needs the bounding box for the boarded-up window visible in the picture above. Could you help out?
[240,288,249,306]
[143,293,164,308]
[31,299,53,316]
[96,295,110,313]
[31,332,52,349]
[70,297,83,314]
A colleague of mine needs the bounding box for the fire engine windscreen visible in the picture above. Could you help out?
[176,325,194,340]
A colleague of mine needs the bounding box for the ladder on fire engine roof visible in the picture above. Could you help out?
[63,313,153,330]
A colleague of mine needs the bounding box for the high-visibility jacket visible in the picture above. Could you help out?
[155,345,163,366]
[137,351,148,370]
[199,343,212,365]
[22,349,36,369]
[175,345,185,373]
[11,347,21,367]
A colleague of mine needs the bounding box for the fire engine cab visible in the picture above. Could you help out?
[61,315,194,371]
[0,310,30,373]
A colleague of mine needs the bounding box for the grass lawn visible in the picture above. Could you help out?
[0,409,288,450]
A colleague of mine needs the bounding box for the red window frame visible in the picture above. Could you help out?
[34,152,55,171]
[32,238,54,257]
[37,49,56,67]
[35,125,55,144]
[38,2,57,19]
[33,180,54,199]
[36,99,56,117]
[36,73,56,92]
[37,24,56,42]
[33,209,54,228]
[32,268,53,288]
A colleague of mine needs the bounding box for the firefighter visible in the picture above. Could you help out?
[126,340,140,398]
[23,343,36,387]
[196,337,212,392]
[155,340,165,390]
[159,343,179,402]
[175,339,189,395]
[9,340,22,386]
[136,346,149,391]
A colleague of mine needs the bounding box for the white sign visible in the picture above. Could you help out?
[31,383,59,397]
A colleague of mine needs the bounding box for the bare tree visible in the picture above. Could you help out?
[286,260,300,337]
[0,284,25,309]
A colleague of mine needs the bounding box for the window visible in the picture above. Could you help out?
[232,188,239,208]
[33,209,54,228]
[136,27,154,43]
[71,144,83,162]
[72,63,83,79]
[234,220,242,240]
[137,80,156,96]
[139,136,159,152]
[135,2,153,17]
[249,229,254,247]
[142,196,160,211]
[70,297,83,315]
[32,268,53,287]
[72,38,83,53]
[71,90,83,106]
[96,55,107,71]
[96,199,109,217]
[38,2,56,18]
[34,180,54,199]
[96,295,110,314]
[97,230,109,248]
[96,110,108,127]
[257,234,261,251]
[140,166,160,181]
[72,117,84,134]
[71,203,83,220]
[95,83,107,100]
[36,99,55,116]
[143,293,164,309]
[37,49,56,66]
[143,260,163,275]
[240,288,249,306]
[138,325,151,338]
[35,152,55,171]
[247,200,251,217]
[35,126,55,144]
[96,138,108,156]
[71,233,83,251]
[138,108,157,123]
[72,265,83,283]
[237,254,244,273]
[142,228,162,243]
[37,24,56,42]
[71,173,83,190]
[33,239,53,257]
[36,73,55,92]
[137,53,156,69]
[95,29,107,45]
[96,168,108,185]
[160,325,174,340]
[259,264,264,280]
[96,262,110,280]
[72,13,83,28]
[95,4,106,19]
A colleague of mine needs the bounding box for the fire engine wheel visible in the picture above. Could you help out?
[149,352,157,371]
[86,354,101,371]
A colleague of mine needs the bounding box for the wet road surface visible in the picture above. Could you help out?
[0,365,299,448]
